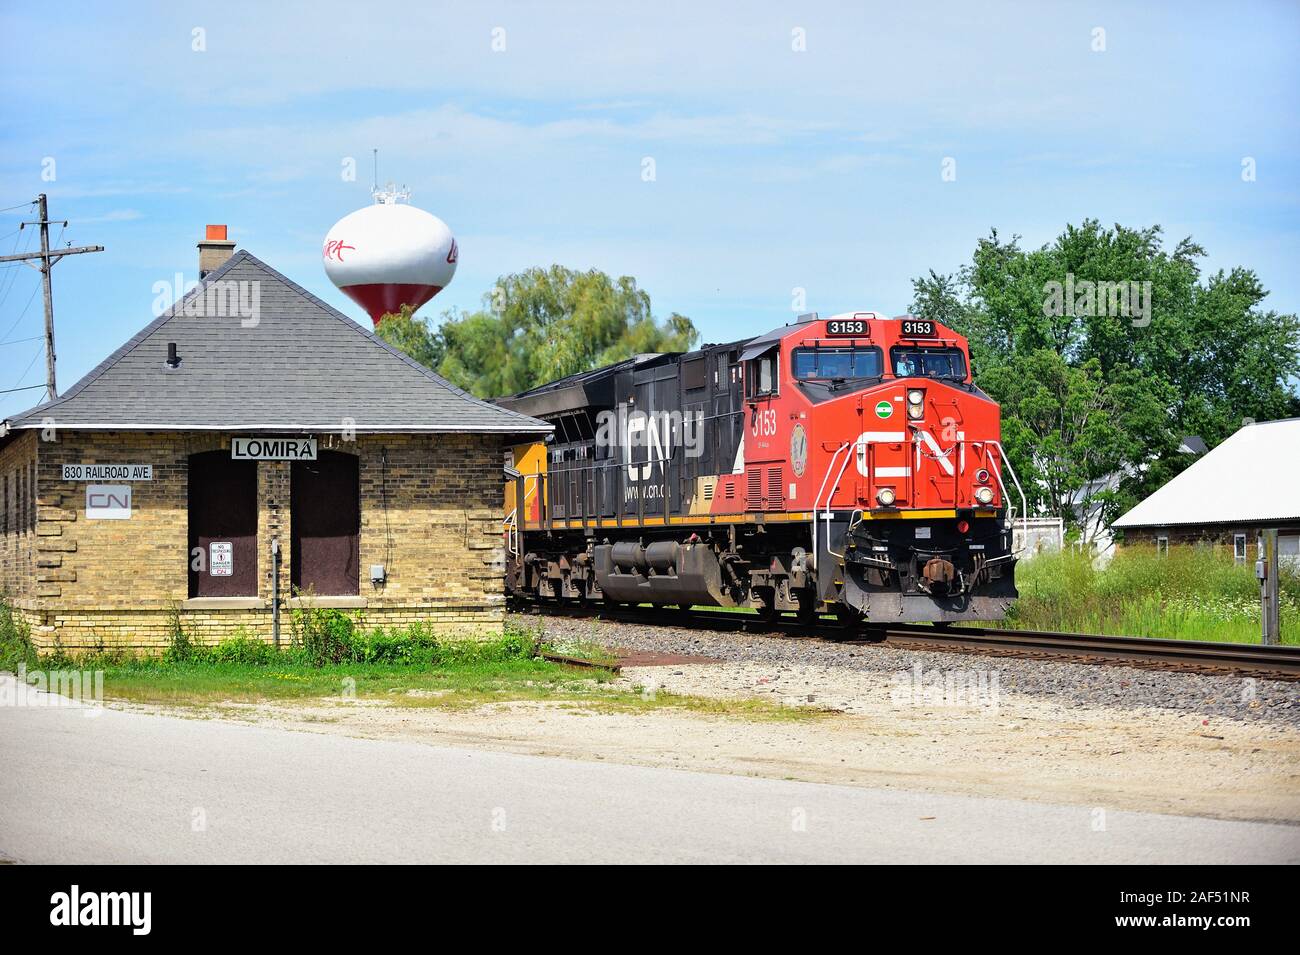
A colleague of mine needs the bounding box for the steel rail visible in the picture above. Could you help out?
[513,600,1300,681]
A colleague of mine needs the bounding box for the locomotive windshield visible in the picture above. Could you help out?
[890,347,967,381]
[792,346,882,381]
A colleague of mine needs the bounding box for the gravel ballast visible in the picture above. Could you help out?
[518,612,1300,728]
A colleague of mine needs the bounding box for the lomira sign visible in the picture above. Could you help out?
[231,437,317,460]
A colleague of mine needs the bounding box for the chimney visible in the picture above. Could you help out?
[197,224,235,279]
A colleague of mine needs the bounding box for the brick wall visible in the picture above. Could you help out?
[1121,525,1300,555]
[7,429,510,650]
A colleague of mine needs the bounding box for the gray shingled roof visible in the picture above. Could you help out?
[1,250,550,435]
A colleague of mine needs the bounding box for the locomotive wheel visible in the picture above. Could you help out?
[754,587,779,622]
[833,605,864,629]
[796,590,820,626]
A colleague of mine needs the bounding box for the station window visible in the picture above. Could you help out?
[1233,534,1247,564]
[188,450,258,597]
[291,450,360,596]
[1156,535,1169,556]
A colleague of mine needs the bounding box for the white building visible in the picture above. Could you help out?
[1113,419,1300,565]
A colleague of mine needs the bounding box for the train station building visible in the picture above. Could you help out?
[0,232,549,650]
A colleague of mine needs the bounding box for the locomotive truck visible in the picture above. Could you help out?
[499,312,1026,624]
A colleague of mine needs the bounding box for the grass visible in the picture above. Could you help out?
[0,602,820,721]
[1001,545,1299,644]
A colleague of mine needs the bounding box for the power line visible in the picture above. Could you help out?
[0,284,41,345]
[0,227,34,308]
[0,194,104,401]
[4,344,44,394]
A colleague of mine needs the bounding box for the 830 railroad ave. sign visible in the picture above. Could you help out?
[63,464,152,481]
[231,437,317,460]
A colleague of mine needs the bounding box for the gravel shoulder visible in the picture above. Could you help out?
[102,613,1300,826]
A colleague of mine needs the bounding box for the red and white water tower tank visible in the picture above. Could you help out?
[322,186,457,327]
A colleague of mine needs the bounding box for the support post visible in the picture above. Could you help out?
[37,194,57,400]
[271,537,282,648]
[1260,528,1280,646]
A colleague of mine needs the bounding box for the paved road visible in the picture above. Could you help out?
[1,675,1296,864]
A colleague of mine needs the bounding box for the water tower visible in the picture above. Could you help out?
[322,184,457,327]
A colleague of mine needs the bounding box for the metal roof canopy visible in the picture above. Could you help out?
[1113,418,1300,529]
[0,250,550,438]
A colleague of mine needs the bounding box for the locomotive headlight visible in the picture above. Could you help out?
[907,389,925,419]
[876,487,896,507]
[975,485,995,505]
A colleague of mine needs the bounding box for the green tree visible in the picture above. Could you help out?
[374,304,444,370]
[912,220,1300,538]
[982,351,1176,540]
[379,266,697,398]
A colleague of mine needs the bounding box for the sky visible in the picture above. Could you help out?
[2,0,1298,416]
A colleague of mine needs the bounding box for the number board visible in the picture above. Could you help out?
[900,318,937,337]
[825,319,869,337]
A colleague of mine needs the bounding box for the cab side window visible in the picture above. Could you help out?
[746,351,778,399]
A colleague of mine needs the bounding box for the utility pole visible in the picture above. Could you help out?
[0,194,104,402]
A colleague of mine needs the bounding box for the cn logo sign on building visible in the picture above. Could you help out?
[86,484,132,520]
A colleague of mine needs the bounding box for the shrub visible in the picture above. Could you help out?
[161,601,205,663]
[208,632,278,665]
[3,595,545,671]
[0,599,38,671]
[291,606,358,666]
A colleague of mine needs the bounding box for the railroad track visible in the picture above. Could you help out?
[513,600,1300,681]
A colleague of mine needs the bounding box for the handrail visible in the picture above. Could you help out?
[822,439,865,562]
[810,434,1028,570]
[983,439,1029,563]
[503,507,519,557]
[811,441,851,570]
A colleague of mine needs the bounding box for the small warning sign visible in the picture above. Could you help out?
[210,541,233,577]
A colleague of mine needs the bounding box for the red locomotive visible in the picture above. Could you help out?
[500,312,1025,624]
